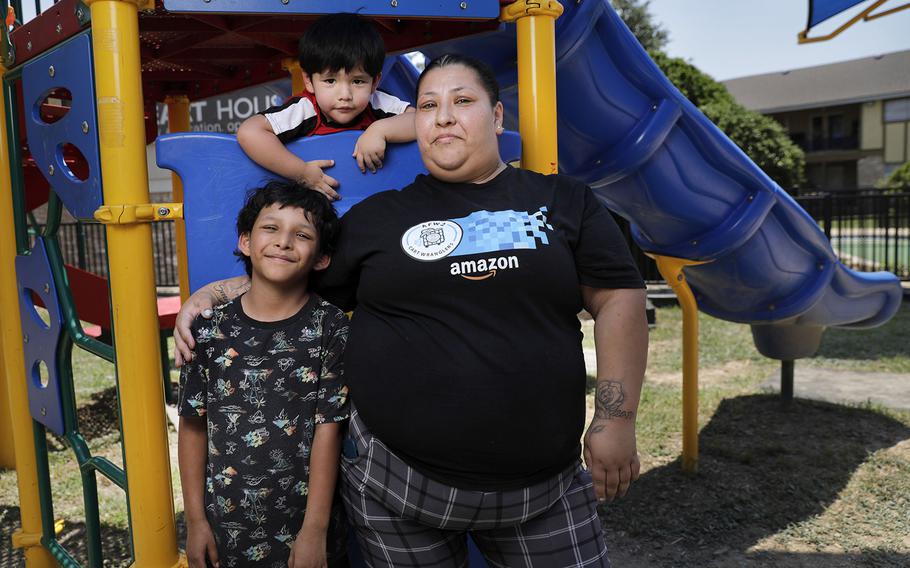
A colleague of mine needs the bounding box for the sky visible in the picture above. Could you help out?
[20,0,908,83]
[647,0,910,81]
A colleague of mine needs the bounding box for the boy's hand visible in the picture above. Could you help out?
[301,160,340,201]
[174,276,249,367]
[288,528,327,568]
[173,289,215,368]
[185,518,220,568]
[353,129,387,174]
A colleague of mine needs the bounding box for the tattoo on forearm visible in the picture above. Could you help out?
[212,280,250,305]
[593,380,636,422]
[212,283,229,305]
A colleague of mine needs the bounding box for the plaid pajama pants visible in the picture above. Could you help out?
[340,408,611,568]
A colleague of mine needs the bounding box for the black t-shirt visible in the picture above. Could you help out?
[317,166,644,490]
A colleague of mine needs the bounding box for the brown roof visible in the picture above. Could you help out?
[722,50,910,113]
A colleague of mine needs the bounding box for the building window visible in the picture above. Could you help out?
[811,116,824,149]
[828,115,844,139]
[828,114,850,149]
[884,98,910,122]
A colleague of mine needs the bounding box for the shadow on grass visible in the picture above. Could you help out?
[46,386,121,451]
[813,301,909,362]
[602,394,910,567]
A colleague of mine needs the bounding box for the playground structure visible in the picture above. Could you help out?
[0,0,903,566]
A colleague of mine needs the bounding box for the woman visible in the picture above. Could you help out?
[175,54,648,567]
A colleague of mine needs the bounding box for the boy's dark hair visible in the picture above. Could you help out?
[418,54,500,106]
[298,13,386,78]
[234,180,340,277]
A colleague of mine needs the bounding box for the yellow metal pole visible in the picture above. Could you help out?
[84,1,181,566]
[164,95,190,302]
[0,63,56,566]
[649,254,709,474]
[282,57,305,96]
[501,1,563,175]
[864,1,910,21]
[0,342,14,469]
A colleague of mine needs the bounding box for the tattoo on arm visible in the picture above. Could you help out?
[212,279,250,305]
[593,380,636,423]
[212,283,229,305]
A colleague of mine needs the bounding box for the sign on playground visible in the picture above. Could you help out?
[155,79,292,136]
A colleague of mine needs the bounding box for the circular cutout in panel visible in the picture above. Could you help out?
[23,287,51,329]
[57,143,90,182]
[33,360,50,389]
[36,87,72,125]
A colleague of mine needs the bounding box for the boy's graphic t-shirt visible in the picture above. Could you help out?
[317,166,644,491]
[178,294,349,567]
[261,90,410,142]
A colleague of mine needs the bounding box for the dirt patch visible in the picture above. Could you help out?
[600,395,910,567]
[0,507,132,567]
[760,367,910,411]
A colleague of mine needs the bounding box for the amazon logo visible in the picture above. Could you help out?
[449,256,519,280]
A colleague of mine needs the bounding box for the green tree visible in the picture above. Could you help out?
[881,161,910,189]
[650,53,806,188]
[701,101,806,188]
[648,51,734,108]
[614,1,806,188]
[611,0,668,52]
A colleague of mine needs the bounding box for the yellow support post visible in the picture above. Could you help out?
[282,58,305,96]
[0,63,56,566]
[648,254,710,474]
[84,1,181,566]
[0,346,14,469]
[165,95,191,302]
[501,0,563,175]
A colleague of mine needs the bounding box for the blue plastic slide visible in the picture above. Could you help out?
[375,0,902,359]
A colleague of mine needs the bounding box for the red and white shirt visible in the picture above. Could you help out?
[261,90,410,142]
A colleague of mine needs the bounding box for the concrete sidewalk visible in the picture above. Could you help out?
[760,367,910,411]
[584,348,910,411]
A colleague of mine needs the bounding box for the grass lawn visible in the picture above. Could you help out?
[2,304,909,567]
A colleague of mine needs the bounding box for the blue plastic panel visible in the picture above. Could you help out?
[162,0,501,19]
[156,131,521,293]
[23,32,103,219]
[382,0,902,357]
[16,238,67,436]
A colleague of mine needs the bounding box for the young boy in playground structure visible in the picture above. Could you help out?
[237,12,415,201]
[177,181,350,568]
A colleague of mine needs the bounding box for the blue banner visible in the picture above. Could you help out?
[808,0,868,28]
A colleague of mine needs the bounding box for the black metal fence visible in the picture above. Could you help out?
[795,189,910,280]
[47,221,180,288]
